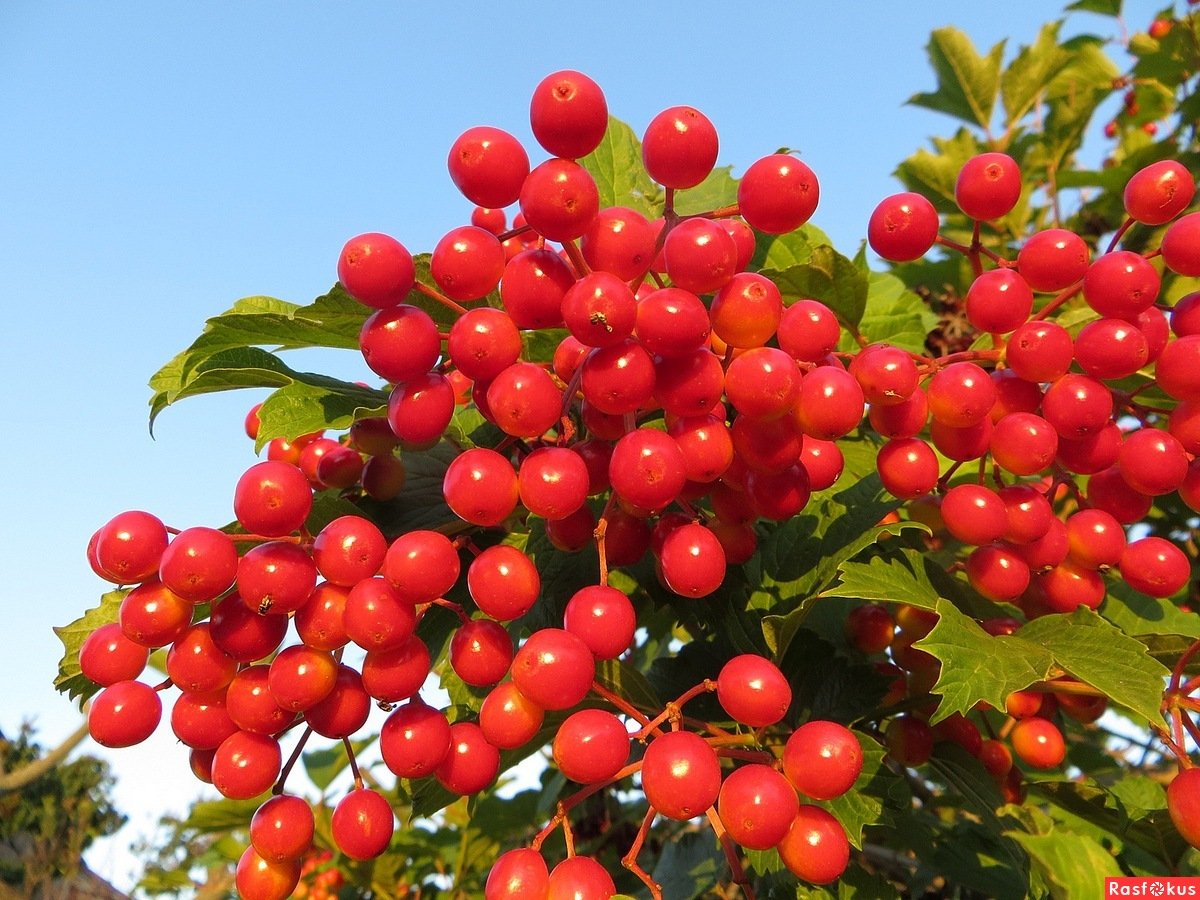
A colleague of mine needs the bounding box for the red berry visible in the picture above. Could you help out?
[717,654,792,727]
[738,154,820,234]
[88,680,162,748]
[1168,768,1200,850]
[640,730,722,820]
[955,152,1021,220]
[783,720,863,800]
[553,709,630,784]
[1123,159,1196,225]
[529,70,608,159]
[511,628,594,711]
[446,126,529,209]
[642,106,719,189]
[868,192,939,261]
[777,805,850,885]
[338,233,415,309]
[331,788,394,860]
[718,763,800,850]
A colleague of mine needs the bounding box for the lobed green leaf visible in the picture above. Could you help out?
[53,589,128,705]
[908,28,1005,130]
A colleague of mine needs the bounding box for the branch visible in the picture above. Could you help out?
[0,720,90,796]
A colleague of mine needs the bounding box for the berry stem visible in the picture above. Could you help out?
[1105,216,1136,254]
[412,280,469,317]
[590,680,655,728]
[621,808,663,900]
[561,238,592,278]
[531,761,645,852]
[704,806,756,900]
[1030,281,1084,322]
[431,597,471,626]
[273,725,313,795]
[343,735,364,791]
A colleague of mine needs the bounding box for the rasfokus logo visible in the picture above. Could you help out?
[1106,878,1200,896]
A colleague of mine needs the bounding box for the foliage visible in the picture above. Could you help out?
[0,725,125,896]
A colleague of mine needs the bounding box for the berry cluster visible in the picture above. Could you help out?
[73,66,1200,898]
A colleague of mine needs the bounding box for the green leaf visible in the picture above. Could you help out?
[762,245,869,327]
[1008,830,1124,897]
[928,744,1027,865]
[53,590,128,705]
[520,327,569,365]
[302,735,378,792]
[817,743,903,848]
[578,116,663,217]
[514,518,600,635]
[650,832,724,900]
[1101,580,1200,642]
[749,474,902,620]
[1001,23,1074,126]
[177,795,269,833]
[752,222,831,271]
[147,287,369,429]
[909,28,1005,130]
[673,165,738,216]
[915,599,1053,722]
[1066,0,1121,14]
[822,547,942,610]
[254,380,386,450]
[845,271,940,354]
[1016,609,1171,725]
[594,658,661,714]
[894,128,984,213]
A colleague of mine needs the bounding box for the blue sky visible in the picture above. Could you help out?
[0,0,1170,890]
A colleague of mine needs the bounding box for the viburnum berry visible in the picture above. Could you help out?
[659,521,727,598]
[211,730,282,800]
[663,216,738,295]
[580,206,658,281]
[250,794,315,863]
[1010,716,1066,769]
[479,681,544,751]
[1082,250,1161,319]
[235,846,301,900]
[80,622,150,686]
[338,232,416,309]
[1163,212,1200,276]
[562,584,637,660]
[380,700,452,779]
[518,158,600,242]
[641,105,719,189]
[361,635,430,703]
[1119,536,1190,598]
[446,125,529,209]
[546,856,615,900]
[737,153,820,234]
[1168,768,1200,850]
[443,446,520,526]
[868,191,939,261]
[1017,227,1089,291]
[640,729,722,820]
[777,805,851,885]
[88,680,162,748]
[1123,159,1196,225]
[718,763,800,850]
[783,720,863,800]
[965,269,1034,334]
[158,525,238,603]
[552,709,630,784]
[332,788,395,861]
[955,152,1021,220]
[510,628,594,711]
[436,721,501,795]
[358,304,442,384]
[717,654,792,727]
[529,69,608,159]
[431,225,506,302]
[486,848,550,900]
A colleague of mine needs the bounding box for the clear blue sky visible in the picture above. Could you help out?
[0,0,1167,890]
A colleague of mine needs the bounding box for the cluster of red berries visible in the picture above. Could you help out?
[76,65,1200,898]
